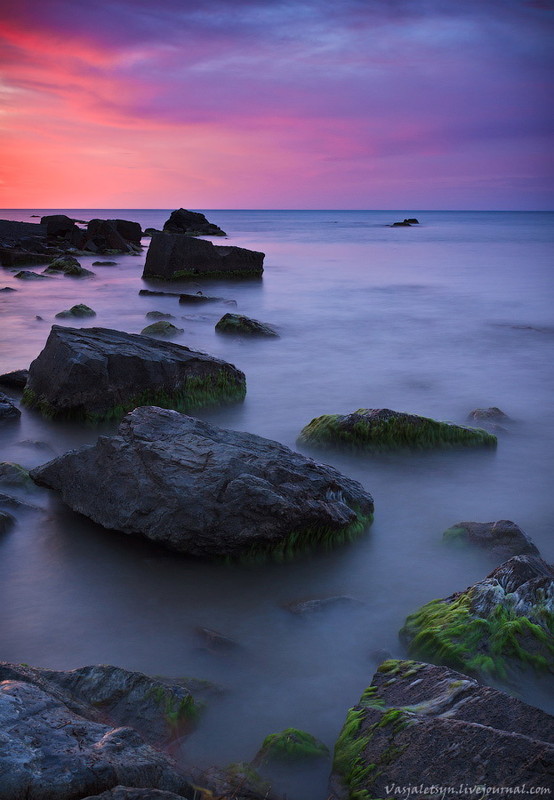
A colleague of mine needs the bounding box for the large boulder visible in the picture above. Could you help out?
[143,233,264,280]
[399,555,554,682]
[163,208,226,236]
[85,219,140,253]
[111,219,143,245]
[330,659,554,799]
[40,213,79,238]
[22,326,246,422]
[443,519,540,559]
[30,406,374,559]
[0,662,202,800]
[298,407,497,451]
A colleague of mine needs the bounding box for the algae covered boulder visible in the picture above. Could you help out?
[443,519,540,559]
[23,326,246,422]
[141,321,184,338]
[329,659,554,800]
[399,555,554,682]
[298,407,497,452]
[255,728,329,765]
[43,255,95,277]
[30,406,374,560]
[55,303,96,319]
[215,313,279,337]
[143,232,264,280]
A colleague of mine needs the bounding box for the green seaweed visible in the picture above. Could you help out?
[298,410,497,452]
[442,526,468,546]
[401,592,554,680]
[22,370,246,424]
[258,727,329,763]
[147,685,200,737]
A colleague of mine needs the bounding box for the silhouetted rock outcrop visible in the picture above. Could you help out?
[163,208,226,236]
[144,233,264,280]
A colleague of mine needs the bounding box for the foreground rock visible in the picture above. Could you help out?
[143,233,264,280]
[0,662,206,800]
[0,392,20,423]
[443,519,540,559]
[23,326,246,422]
[163,208,226,237]
[330,659,554,799]
[298,407,497,451]
[400,555,554,682]
[31,406,374,559]
[216,313,279,337]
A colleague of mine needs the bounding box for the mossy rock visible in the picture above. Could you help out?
[145,310,175,320]
[298,407,497,452]
[256,727,329,764]
[43,256,95,277]
[215,313,279,337]
[141,321,184,337]
[0,462,33,488]
[399,555,554,682]
[55,304,96,319]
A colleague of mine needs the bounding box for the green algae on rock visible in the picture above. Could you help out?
[55,303,96,319]
[22,326,246,422]
[256,728,329,764]
[140,320,184,337]
[298,407,497,451]
[399,555,554,682]
[215,313,279,337]
[329,659,554,800]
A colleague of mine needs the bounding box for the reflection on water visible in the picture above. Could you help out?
[0,210,553,799]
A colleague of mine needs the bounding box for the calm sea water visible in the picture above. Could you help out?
[1,210,553,798]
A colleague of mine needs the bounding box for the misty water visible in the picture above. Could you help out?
[1,209,553,798]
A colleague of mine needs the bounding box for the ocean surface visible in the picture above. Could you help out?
[1,209,553,798]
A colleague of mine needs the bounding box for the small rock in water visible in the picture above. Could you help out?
[215,313,279,337]
[92,260,118,266]
[14,270,50,280]
[140,320,184,337]
[443,519,540,559]
[0,286,17,292]
[55,304,96,319]
[145,310,176,320]
[0,392,21,423]
[468,406,509,420]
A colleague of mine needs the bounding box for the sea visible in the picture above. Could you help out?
[0,209,553,799]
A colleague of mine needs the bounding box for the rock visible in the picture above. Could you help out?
[86,219,136,253]
[144,228,162,237]
[391,220,412,226]
[468,406,509,421]
[0,462,32,488]
[0,286,17,291]
[404,217,419,224]
[141,321,184,337]
[186,764,275,800]
[329,659,554,800]
[254,728,329,765]
[22,326,246,422]
[0,369,29,388]
[30,406,374,559]
[139,289,183,297]
[0,392,20,423]
[215,313,279,337]
[40,214,79,238]
[163,209,226,237]
[0,249,51,267]
[443,520,540,559]
[111,219,142,246]
[179,293,236,305]
[143,233,264,280]
[14,270,50,279]
[93,260,119,266]
[284,596,362,615]
[82,788,187,800]
[298,407,497,451]
[399,555,554,682]
[0,492,40,513]
[0,510,15,533]
[145,311,176,320]
[0,662,197,800]
[195,627,239,654]
[43,255,95,277]
[55,303,97,319]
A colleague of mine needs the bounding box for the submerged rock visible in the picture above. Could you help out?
[0,661,199,800]
[0,369,29,388]
[179,292,236,305]
[143,233,264,280]
[0,462,32,488]
[443,519,540,559]
[55,303,96,319]
[30,406,374,559]
[22,326,246,422]
[145,311,176,320]
[329,659,554,800]
[92,260,119,266]
[163,208,226,237]
[141,321,184,337]
[468,406,509,421]
[215,313,279,337]
[43,255,95,277]
[0,392,20,423]
[298,407,497,451]
[284,595,362,615]
[14,270,50,280]
[399,555,554,681]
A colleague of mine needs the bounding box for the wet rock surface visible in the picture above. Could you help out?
[143,232,264,280]
[330,659,554,799]
[0,392,20,422]
[31,405,374,559]
[23,326,246,421]
[443,519,540,559]
[215,313,279,337]
[0,369,29,388]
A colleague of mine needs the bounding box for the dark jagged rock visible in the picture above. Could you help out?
[40,214,79,238]
[330,659,554,800]
[141,321,184,337]
[23,326,246,422]
[143,233,264,280]
[399,555,554,681]
[111,219,142,245]
[0,661,198,800]
[86,219,137,253]
[163,208,226,237]
[0,369,29,388]
[391,220,412,227]
[298,407,497,451]
[215,313,278,337]
[0,392,20,423]
[443,519,540,559]
[55,303,96,319]
[30,406,374,559]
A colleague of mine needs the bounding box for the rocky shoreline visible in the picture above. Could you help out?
[1,210,553,799]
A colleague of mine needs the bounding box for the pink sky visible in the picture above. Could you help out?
[1,0,553,209]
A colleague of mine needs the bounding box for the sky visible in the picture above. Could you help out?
[0,0,553,209]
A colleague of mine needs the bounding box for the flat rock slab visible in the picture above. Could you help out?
[443,519,540,559]
[30,406,374,559]
[143,233,264,280]
[298,407,497,451]
[22,326,246,422]
[330,660,554,799]
[400,555,554,682]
